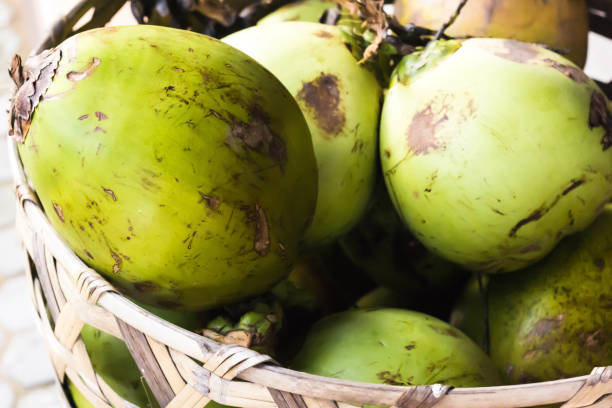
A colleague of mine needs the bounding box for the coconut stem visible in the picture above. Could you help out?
[432,0,469,42]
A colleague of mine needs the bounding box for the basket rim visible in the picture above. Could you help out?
[7,127,608,408]
[6,0,612,405]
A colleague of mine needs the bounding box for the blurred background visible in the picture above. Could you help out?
[0,1,610,407]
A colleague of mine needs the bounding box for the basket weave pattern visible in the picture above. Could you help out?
[7,0,612,407]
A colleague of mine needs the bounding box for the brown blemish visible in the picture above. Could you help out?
[94,126,107,133]
[84,250,94,259]
[562,178,586,195]
[297,73,346,136]
[525,314,564,341]
[199,192,221,210]
[405,343,416,350]
[407,102,448,155]
[66,57,101,82]
[173,66,185,73]
[428,324,460,338]
[594,258,605,270]
[520,243,542,254]
[491,40,540,64]
[384,149,391,158]
[78,114,89,120]
[543,59,589,83]
[227,107,287,166]
[585,329,602,349]
[158,300,181,309]
[376,371,413,386]
[509,209,543,237]
[588,91,612,151]
[53,203,65,222]
[95,111,108,121]
[351,139,364,153]
[247,204,271,257]
[134,281,159,293]
[314,30,333,38]
[102,187,117,201]
[110,249,122,273]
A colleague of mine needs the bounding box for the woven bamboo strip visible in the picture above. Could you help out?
[146,335,188,394]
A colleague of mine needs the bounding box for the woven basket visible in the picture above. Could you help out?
[7,1,612,407]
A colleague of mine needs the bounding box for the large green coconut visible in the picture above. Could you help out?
[223,22,382,249]
[257,0,336,25]
[291,308,501,388]
[488,206,612,384]
[380,38,612,273]
[449,275,488,350]
[10,25,317,310]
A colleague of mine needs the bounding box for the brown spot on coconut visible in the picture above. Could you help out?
[483,39,541,64]
[95,111,109,121]
[542,59,589,83]
[247,204,271,256]
[314,30,333,38]
[102,187,117,201]
[406,102,447,155]
[525,314,564,341]
[199,192,221,210]
[53,203,65,222]
[110,249,122,273]
[66,57,101,82]
[297,73,346,137]
[588,91,612,150]
[133,280,160,293]
[227,107,287,166]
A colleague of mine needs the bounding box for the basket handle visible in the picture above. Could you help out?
[36,0,128,53]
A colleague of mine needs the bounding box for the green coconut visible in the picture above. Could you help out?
[257,0,336,25]
[449,275,488,350]
[291,308,501,389]
[380,38,612,273]
[354,287,410,309]
[10,25,317,310]
[488,206,612,384]
[223,22,382,249]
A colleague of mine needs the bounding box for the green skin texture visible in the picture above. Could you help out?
[19,25,317,310]
[70,303,200,408]
[223,22,382,249]
[380,38,612,273]
[291,309,501,388]
[257,0,336,25]
[489,206,612,384]
[354,287,410,309]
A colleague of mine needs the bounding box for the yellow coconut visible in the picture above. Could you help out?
[394,0,589,66]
